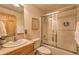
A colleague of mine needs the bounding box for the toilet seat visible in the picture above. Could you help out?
[37,46,51,55]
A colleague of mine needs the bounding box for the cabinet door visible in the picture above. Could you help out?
[6,43,34,55]
[7,20,16,36]
[0,13,16,36]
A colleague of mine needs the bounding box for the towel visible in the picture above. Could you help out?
[0,21,7,37]
[75,21,79,45]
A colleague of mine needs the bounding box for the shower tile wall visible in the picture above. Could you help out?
[57,15,76,31]
[57,6,77,52]
[57,31,76,52]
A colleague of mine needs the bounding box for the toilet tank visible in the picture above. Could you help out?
[32,38,41,49]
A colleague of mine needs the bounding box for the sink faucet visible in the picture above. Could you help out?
[12,36,17,41]
[0,37,5,48]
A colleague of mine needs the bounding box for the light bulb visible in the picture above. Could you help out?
[12,4,20,7]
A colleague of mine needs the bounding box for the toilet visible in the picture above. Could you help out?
[37,46,51,55]
[32,38,51,55]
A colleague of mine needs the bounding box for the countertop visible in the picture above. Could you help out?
[0,39,34,55]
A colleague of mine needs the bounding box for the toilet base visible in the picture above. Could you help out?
[36,46,52,55]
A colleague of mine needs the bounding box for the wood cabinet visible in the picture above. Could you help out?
[7,19,16,36]
[0,13,16,36]
[6,43,34,55]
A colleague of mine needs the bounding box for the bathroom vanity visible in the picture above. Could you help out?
[0,39,35,55]
[0,6,37,55]
[6,43,34,55]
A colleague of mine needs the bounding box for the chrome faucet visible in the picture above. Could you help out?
[0,37,5,48]
[12,36,17,41]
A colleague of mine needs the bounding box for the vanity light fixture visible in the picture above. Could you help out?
[12,4,20,7]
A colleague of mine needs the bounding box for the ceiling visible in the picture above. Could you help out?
[34,4,71,13]
[0,4,71,13]
[0,4,24,13]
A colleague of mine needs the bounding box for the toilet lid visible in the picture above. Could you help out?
[37,46,51,54]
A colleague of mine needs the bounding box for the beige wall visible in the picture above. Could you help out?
[0,6,24,34]
[24,5,45,39]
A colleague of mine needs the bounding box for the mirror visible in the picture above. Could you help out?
[15,5,25,39]
[16,11,24,34]
[0,4,25,39]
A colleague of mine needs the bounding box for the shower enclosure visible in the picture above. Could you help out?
[41,14,57,46]
[41,5,78,53]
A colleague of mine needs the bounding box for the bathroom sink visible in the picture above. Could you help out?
[2,39,28,48]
